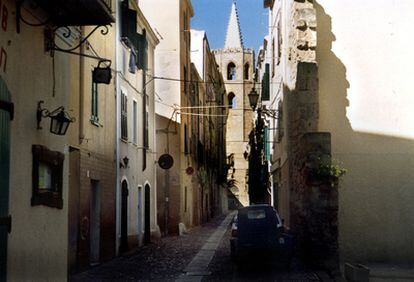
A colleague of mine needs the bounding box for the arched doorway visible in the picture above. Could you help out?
[144,184,151,244]
[120,180,128,253]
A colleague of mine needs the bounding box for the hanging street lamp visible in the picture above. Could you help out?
[37,101,75,136]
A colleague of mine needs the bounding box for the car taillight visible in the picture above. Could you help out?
[231,228,238,237]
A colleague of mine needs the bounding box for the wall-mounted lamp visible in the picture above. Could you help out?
[37,101,75,136]
[248,85,259,110]
[93,60,112,84]
[123,156,129,168]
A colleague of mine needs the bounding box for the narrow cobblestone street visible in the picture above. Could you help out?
[71,213,332,282]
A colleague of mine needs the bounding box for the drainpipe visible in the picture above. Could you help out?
[115,0,121,255]
[79,27,85,144]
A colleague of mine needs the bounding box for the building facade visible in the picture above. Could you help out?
[191,30,229,223]
[139,0,194,235]
[115,0,159,254]
[263,0,414,266]
[213,2,255,207]
[0,0,114,280]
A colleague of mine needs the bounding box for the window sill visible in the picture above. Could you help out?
[31,191,63,209]
[90,118,102,127]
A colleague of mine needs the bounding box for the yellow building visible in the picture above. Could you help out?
[0,0,114,280]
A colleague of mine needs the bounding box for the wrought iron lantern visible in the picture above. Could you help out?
[37,101,75,135]
[248,86,259,110]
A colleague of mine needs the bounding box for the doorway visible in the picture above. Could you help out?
[120,180,129,252]
[137,186,142,242]
[90,180,101,265]
[0,76,11,281]
[144,184,151,244]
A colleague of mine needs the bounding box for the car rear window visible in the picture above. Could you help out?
[247,209,266,219]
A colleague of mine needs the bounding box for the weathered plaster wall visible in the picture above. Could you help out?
[315,0,414,262]
[2,0,70,279]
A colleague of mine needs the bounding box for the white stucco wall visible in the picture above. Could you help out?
[190,29,205,79]
[119,3,159,245]
[139,0,181,121]
[316,0,414,262]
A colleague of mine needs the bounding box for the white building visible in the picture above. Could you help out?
[116,0,160,253]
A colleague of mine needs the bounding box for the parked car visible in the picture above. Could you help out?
[230,204,293,265]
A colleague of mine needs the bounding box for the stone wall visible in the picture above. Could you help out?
[284,0,339,271]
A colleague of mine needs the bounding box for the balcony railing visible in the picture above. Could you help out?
[33,0,114,26]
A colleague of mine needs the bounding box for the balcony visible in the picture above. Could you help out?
[33,0,114,26]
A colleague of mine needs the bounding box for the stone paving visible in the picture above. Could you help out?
[70,214,229,281]
[176,212,235,282]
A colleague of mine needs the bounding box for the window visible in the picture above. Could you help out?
[31,145,64,209]
[228,92,236,109]
[247,209,266,220]
[136,30,148,70]
[227,62,236,80]
[244,63,249,80]
[121,91,128,140]
[277,101,284,141]
[133,100,137,144]
[91,77,99,124]
[120,1,147,71]
[277,20,282,65]
[272,38,276,76]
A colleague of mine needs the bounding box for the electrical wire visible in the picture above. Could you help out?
[148,74,282,86]
[178,112,228,117]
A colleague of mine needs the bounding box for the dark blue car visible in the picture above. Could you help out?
[230,204,293,265]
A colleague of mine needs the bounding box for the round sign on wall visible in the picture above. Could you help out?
[186,166,194,175]
[158,154,174,169]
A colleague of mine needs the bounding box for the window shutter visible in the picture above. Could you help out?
[121,1,137,45]
[121,93,128,140]
[136,32,147,70]
[264,127,270,161]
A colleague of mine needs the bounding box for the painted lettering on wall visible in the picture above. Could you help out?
[0,0,8,73]
[0,47,6,72]
[1,0,7,31]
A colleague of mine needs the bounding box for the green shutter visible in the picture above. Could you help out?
[136,32,147,70]
[262,63,270,101]
[264,127,270,161]
[0,76,11,281]
[91,77,98,122]
[121,1,137,43]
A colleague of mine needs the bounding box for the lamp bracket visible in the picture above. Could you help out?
[16,1,111,62]
[49,25,110,52]
[36,101,74,130]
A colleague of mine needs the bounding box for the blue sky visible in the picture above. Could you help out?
[190,0,268,53]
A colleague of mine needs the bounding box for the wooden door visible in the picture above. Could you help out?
[120,180,128,252]
[0,76,12,282]
[144,184,150,244]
